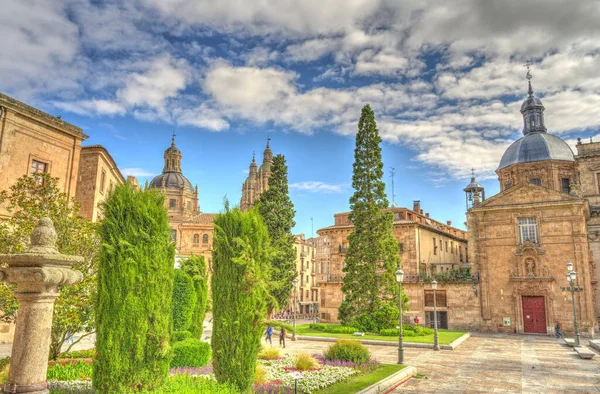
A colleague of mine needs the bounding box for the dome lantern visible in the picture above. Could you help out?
[464,169,485,211]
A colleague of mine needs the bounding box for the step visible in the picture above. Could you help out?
[564,338,575,347]
[575,346,596,359]
[589,340,600,352]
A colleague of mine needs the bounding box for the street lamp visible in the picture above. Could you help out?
[566,261,580,347]
[431,279,440,351]
[395,268,404,364]
[292,278,299,341]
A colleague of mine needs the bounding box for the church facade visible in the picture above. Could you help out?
[467,74,597,335]
[240,140,273,211]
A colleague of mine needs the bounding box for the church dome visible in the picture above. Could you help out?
[498,132,574,170]
[149,172,195,193]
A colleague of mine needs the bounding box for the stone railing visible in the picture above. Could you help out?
[403,272,480,284]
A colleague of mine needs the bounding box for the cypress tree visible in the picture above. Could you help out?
[93,184,174,393]
[180,254,209,338]
[172,269,196,332]
[338,104,403,332]
[256,154,296,311]
[212,206,271,393]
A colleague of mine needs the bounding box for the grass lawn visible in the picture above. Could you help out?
[314,364,405,394]
[295,324,465,345]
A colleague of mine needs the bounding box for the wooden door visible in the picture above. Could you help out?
[522,296,547,334]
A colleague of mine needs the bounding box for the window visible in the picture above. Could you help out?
[169,199,176,209]
[518,217,538,244]
[203,234,209,244]
[30,159,48,185]
[433,238,437,255]
[193,234,199,244]
[100,170,106,194]
[439,240,442,251]
[445,241,448,252]
[530,178,541,186]
[187,201,191,210]
[170,229,177,242]
[399,243,404,253]
[561,178,571,194]
[597,173,600,194]
[505,182,513,190]
[451,242,454,254]
[424,290,447,307]
[109,181,114,193]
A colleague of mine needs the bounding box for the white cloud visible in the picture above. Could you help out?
[120,168,156,177]
[53,100,126,116]
[290,181,346,193]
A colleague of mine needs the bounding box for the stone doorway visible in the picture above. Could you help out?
[522,296,547,333]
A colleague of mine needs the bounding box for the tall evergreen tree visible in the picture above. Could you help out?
[212,206,271,393]
[180,254,209,338]
[93,184,174,393]
[338,104,404,332]
[256,154,296,311]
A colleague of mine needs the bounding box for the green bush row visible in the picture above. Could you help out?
[172,330,192,342]
[171,339,211,368]
[309,323,358,334]
[379,326,434,337]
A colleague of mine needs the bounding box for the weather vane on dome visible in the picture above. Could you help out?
[523,61,533,96]
[171,131,176,145]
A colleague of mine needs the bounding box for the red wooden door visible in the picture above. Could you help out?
[522,296,547,333]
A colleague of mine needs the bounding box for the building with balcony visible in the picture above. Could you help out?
[290,234,319,318]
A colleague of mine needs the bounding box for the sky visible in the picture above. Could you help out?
[2,0,600,236]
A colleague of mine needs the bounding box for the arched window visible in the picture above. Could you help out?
[203,234,209,244]
[193,234,199,244]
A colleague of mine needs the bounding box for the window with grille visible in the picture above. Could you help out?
[529,178,541,186]
[203,234,209,244]
[30,160,47,185]
[518,218,538,244]
[169,199,176,209]
[561,178,570,194]
[170,229,177,242]
[193,234,199,244]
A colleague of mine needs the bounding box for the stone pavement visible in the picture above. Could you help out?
[280,333,600,393]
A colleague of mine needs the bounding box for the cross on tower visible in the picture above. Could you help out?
[171,131,176,145]
[523,60,532,80]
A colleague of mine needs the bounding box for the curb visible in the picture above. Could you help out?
[355,365,417,394]
[296,332,471,351]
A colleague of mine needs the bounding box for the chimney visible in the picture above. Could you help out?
[425,213,429,218]
[413,200,420,212]
[447,220,452,226]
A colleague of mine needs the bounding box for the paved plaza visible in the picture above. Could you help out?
[2,327,600,393]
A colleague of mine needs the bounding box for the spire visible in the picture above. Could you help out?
[171,131,176,146]
[520,62,546,135]
[262,136,273,164]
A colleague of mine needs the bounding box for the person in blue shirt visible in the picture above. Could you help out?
[265,325,273,344]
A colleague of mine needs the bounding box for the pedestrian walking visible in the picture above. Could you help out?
[555,322,563,338]
[265,325,273,344]
[279,327,286,348]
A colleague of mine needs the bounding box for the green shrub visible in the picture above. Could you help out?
[309,323,358,334]
[379,326,434,337]
[59,349,96,359]
[173,331,192,342]
[211,207,271,394]
[180,255,209,338]
[324,339,371,366]
[173,270,197,332]
[171,339,211,368]
[353,301,399,333]
[293,353,319,371]
[93,184,175,393]
[144,374,240,393]
[47,361,93,381]
[0,357,9,371]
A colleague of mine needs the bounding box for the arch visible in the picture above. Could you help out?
[202,234,209,244]
[193,234,199,244]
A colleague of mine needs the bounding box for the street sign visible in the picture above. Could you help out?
[561,286,584,292]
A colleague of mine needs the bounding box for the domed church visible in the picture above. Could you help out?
[147,135,216,265]
[466,70,600,336]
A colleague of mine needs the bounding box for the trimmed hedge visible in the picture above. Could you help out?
[93,184,174,393]
[379,326,434,337]
[309,323,358,334]
[324,339,371,366]
[173,331,192,342]
[173,270,196,332]
[171,339,211,368]
[180,255,209,338]
[212,207,271,394]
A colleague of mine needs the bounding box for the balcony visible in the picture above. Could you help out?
[316,273,343,283]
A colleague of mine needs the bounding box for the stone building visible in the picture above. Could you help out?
[147,136,215,267]
[317,205,476,329]
[290,234,319,317]
[240,140,273,211]
[467,74,597,335]
[75,145,126,222]
[0,93,86,219]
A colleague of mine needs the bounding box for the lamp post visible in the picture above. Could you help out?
[431,279,440,351]
[292,278,298,341]
[566,261,581,347]
[395,268,404,364]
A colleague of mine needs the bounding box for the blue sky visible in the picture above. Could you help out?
[2,1,600,236]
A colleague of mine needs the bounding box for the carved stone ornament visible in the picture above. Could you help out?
[514,240,545,256]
